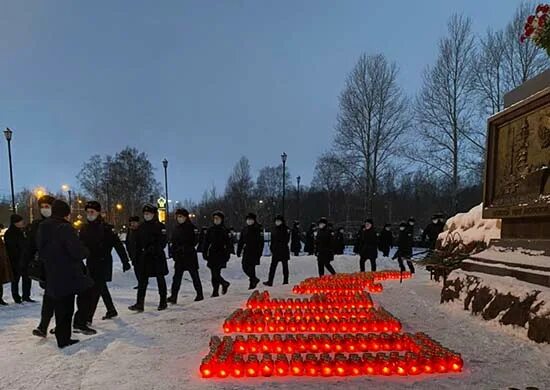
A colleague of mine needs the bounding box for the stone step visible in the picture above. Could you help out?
[461,259,550,288]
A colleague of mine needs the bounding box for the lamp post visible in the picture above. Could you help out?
[115,203,123,229]
[62,184,72,217]
[4,128,16,213]
[296,175,301,221]
[162,159,169,228]
[281,152,287,220]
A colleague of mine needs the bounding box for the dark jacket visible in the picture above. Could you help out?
[135,219,168,277]
[0,239,13,285]
[290,225,302,253]
[197,228,207,253]
[353,227,364,254]
[359,227,378,260]
[333,230,345,255]
[304,227,316,254]
[79,219,130,282]
[170,220,199,271]
[4,224,27,274]
[316,226,334,263]
[422,222,444,249]
[379,229,393,251]
[125,228,139,263]
[395,229,413,259]
[22,217,46,271]
[270,224,290,262]
[203,224,232,269]
[237,223,264,266]
[37,217,92,298]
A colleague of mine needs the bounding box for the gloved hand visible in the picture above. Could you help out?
[123,262,131,272]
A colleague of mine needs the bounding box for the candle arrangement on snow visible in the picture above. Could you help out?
[199,270,462,380]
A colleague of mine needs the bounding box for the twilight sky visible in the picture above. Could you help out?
[0,0,525,202]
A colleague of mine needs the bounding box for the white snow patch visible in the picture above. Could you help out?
[439,203,501,247]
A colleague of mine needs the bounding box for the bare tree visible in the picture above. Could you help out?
[312,153,348,217]
[225,156,254,220]
[503,1,549,90]
[412,14,477,212]
[333,53,410,215]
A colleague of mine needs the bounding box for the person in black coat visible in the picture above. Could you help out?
[129,204,169,312]
[290,221,302,257]
[379,223,393,257]
[422,214,445,250]
[333,227,346,255]
[393,221,415,274]
[79,201,131,322]
[304,223,316,255]
[264,215,291,286]
[36,200,93,348]
[202,211,232,297]
[126,216,140,289]
[353,225,365,255]
[358,219,378,272]
[315,217,336,277]
[237,213,264,290]
[168,209,204,304]
[4,214,29,304]
[197,227,207,253]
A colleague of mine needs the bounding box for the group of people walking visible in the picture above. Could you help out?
[0,194,445,349]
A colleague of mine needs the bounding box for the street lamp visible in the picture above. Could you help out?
[281,152,287,220]
[30,187,46,223]
[61,184,72,213]
[296,175,301,221]
[4,128,16,213]
[162,159,169,228]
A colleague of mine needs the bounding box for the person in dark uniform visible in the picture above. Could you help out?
[36,200,93,348]
[422,214,445,250]
[237,213,264,290]
[315,217,336,277]
[290,221,302,257]
[129,204,169,312]
[378,223,393,257]
[358,219,378,272]
[393,221,415,274]
[228,227,237,255]
[202,211,232,297]
[197,227,208,253]
[126,216,140,289]
[29,195,56,337]
[4,214,28,304]
[333,227,346,255]
[79,201,131,322]
[168,209,204,304]
[264,215,290,286]
[304,223,316,256]
[353,225,365,255]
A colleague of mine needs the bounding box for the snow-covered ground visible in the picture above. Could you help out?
[1,252,549,390]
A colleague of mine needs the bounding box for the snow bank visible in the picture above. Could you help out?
[438,203,501,250]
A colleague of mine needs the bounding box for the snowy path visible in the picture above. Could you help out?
[1,253,549,390]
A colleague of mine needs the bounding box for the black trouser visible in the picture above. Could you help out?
[317,258,336,277]
[360,257,377,272]
[397,256,415,273]
[137,275,167,304]
[88,280,116,322]
[74,287,94,327]
[293,251,300,256]
[171,263,203,297]
[380,247,390,257]
[11,270,32,300]
[53,294,75,347]
[242,261,259,284]
[133,262,140,285]
[267,259,289,284]
[38,294,55,332]
[209,266,228,294]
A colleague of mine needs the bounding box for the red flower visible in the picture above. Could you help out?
[528,15,536,24]
[543,4,550,13]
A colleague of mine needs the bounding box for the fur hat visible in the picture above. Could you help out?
[52,200,71,219]
[246,212,257,221]
[400,221,408,228]
[212,210,225,219]
[143,204,157,214]
[129,216,140,223]
[85,201,101,212]
[10,214,23,224]
[318,217,328,225]
[37,195,55,206]
[274,215,285,223]
[408,217,416,224]
[175,208,190,217]
[365,218,374,225]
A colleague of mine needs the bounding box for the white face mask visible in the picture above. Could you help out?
[432,219,438,224]
[409,221,414,226]
[246,219,254,226]
[40,208,52,218]
[275,220,282,227]
[318,223,326,229]
[177,216,186,224]
[143,213,154,222]
[385,227,391,231]
[400,227,406,231]
[87,214,98,222]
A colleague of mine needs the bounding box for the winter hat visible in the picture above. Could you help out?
[365,218,374,225]
[52,200,71,219]
[318,217,328,225]
[212,210,225,219]
[129,216,140,223]
[38,195,55,206]
[384,223,392,228]
[408,217,416,224]
[10,214,23,224]
[143,204,157,214]
[85,201,101,212]
[293,220,300,226]
[399,221,408,228]
[246,213,257,221]
[175,208,190,217]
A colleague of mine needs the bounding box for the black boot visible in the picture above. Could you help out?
[102,310,118,320]
[167,295,177,304]
[23,297,36,303]
[58,339,80,349]
[211,288,219,298]
[32,327,47,338]
[158,297,168,311]
[73,324,97,335]
[0,299,8,306]
[221,282,230,295]
[249,278,260,290]
[128,303,144,312]
[194,294,204,302]
[263,281,273,287]
[13,296,22,304]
